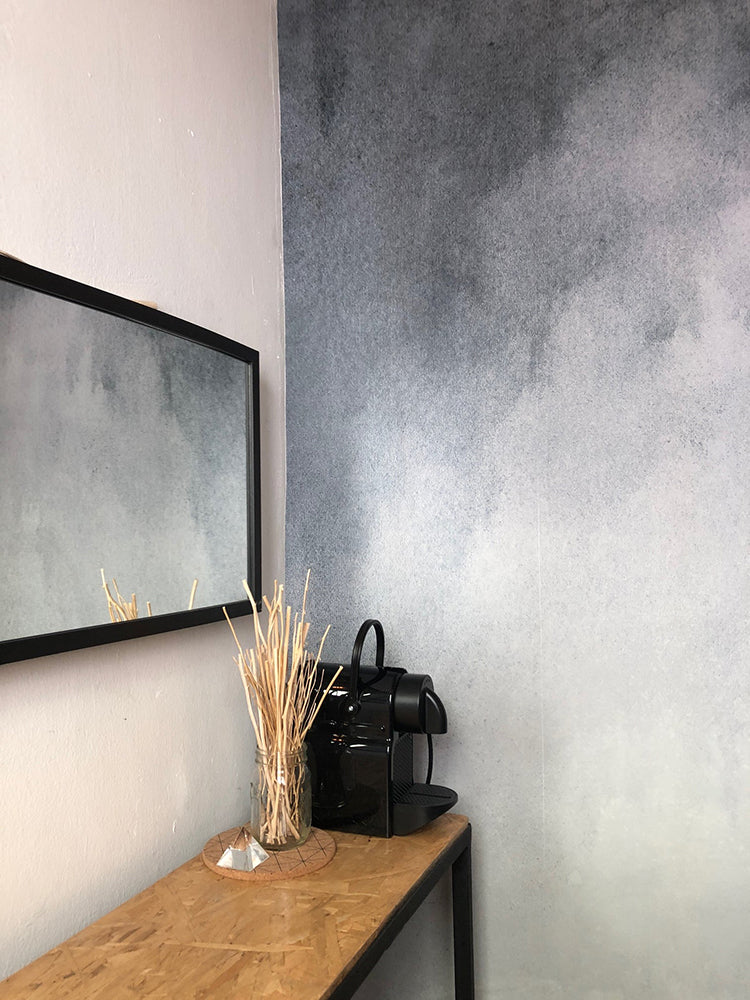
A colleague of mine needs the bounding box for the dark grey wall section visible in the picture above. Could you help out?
[280,2,750,997]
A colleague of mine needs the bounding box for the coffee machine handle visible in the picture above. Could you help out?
[346,618,385,717]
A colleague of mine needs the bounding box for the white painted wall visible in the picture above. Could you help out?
[0,0,285,978]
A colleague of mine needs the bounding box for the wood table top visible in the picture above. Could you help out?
[1,813,469,1000]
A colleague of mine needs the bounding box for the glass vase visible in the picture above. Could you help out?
[250,746,312,851]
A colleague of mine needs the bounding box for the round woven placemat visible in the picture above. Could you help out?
[202,825,336,882]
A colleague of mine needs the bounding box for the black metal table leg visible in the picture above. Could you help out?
[452,825,475,1000]
[327,817,474,1000]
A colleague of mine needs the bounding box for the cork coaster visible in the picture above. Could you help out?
[202,825,336,882]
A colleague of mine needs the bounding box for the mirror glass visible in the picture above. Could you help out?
[0,258,260,664]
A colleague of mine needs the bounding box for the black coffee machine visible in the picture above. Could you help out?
[307,619,457,837]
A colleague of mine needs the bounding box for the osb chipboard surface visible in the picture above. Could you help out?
[0,813,468,1000]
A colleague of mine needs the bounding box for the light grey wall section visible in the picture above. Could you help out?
[280,2,750,998]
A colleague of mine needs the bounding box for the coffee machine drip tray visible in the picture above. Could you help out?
[392,783,458,837]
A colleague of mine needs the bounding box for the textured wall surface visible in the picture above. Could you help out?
[280,1,750,997]
[0,0,284,979]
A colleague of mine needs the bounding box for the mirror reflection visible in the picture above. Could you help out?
[0,261,258,660]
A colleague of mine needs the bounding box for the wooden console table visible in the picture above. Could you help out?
[0,813,474,999]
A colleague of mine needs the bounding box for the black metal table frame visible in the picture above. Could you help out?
[328,823,474,1000]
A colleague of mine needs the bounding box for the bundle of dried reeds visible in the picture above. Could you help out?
[100,570,199,621]
[101,569,143,621]
[223,572,341,847]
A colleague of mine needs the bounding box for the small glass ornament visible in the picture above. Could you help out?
[250,745,312,851]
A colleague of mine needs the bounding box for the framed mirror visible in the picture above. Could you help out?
[0,256,260,665]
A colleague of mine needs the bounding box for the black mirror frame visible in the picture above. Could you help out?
[0,256,261,665]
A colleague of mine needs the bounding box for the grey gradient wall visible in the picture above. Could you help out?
[279,2,750,998]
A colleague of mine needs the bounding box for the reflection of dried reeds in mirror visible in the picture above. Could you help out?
[223,572,342,845]
[101,569,142,621]
[100,570,199,621]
